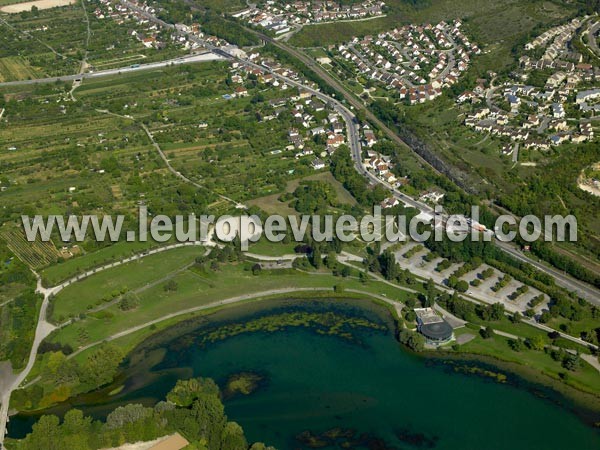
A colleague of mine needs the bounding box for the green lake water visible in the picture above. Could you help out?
[9,299,600,449]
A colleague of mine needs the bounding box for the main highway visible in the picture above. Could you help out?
[233,26,600,304]
[0,52,223,88]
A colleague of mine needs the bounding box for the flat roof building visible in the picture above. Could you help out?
[414,307,453,344]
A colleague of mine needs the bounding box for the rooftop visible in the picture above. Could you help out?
[414,307,443,325]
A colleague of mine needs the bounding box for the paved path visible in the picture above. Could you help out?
[0,276,56,448]
[581,354,600,374]
[242,253,299,261]
[65,287,401,361]
[585,20,600,56]
[512,143,519,163]
[2,0,597,303]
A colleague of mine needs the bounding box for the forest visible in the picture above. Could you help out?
[11,377,274,450]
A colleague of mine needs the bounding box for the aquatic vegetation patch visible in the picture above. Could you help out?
[295,427,405,450]
[222,372,266,399]
[437,360,508,384]
[198,311,387,346]
[394,428,439,448]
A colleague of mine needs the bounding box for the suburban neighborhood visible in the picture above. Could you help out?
[326,20,480,104]
[460,16,600,155]
[232,0,386,35]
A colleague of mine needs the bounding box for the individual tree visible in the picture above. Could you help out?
[509,338,525,352]
[220,422,248,450]
[399,329,426,352]
[404,310,417,323]
[424,278,437,307]
[340,265,351,278]
[23,414,61,450]
[455,280,469,293]
[167,378,220,407]
[527,335,546,351]
[164,280,178,292]
[480,326,494,339]
[562,354,582,372]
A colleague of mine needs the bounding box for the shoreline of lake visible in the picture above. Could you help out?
[8,296,600,445]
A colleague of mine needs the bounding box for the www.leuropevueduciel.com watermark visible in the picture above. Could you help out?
[21,205,578,251]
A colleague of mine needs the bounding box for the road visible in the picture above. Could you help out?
[235,27,600,304]
[2,7,600,445]
[79,0,91,75]
[0,52,223,88]
[585,20,600,57]
[238,25,448,171]
[494,240,600,303]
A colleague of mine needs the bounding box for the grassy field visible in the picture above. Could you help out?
[247,238,298,256]
[40,239,175,286]
[457,330,600,395]
[48,263,412,349]
[45,245,410,344]
[49,245,203,321]
[247,171,358,215]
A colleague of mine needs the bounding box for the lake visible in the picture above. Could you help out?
[9,298,600,449]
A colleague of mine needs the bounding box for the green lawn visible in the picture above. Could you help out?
[458,333,600,395]
[49,260,412,347]
[41,240,174,286]
[49,246,203,321]
[248,239,298,256]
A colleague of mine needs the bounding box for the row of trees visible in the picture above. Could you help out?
[0,290,41,367]
[0,245,41,371]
